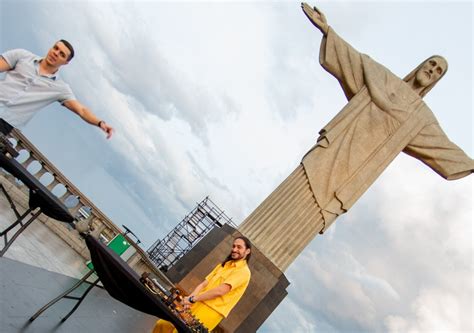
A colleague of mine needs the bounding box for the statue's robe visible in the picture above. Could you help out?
[239,28,473,272]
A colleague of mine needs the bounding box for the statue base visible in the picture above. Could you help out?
[165,224,289,333]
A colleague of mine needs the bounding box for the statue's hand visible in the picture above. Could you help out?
[301,2,329,35]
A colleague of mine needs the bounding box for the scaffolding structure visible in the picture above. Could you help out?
[147,197,235,271]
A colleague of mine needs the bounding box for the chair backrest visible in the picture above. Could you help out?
[86,234,130,270]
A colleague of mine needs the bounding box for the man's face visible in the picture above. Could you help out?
[230,238,250,261]
[415,56,447,87]
[44,42,71,68]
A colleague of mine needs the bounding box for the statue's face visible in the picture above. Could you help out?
[415,56,447,87]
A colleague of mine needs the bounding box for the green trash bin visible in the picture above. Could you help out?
[86,233,130,270]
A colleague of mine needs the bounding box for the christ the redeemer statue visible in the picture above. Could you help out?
[238,3,473,271]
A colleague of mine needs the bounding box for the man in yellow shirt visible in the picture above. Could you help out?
[153,236,252,333]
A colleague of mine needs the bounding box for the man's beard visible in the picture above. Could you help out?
[230,252,242,260]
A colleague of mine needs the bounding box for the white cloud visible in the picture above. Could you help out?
[385,288,464,333]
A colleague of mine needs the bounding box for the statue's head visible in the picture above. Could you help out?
[404,55,448,97]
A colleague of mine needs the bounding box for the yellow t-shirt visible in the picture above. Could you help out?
[199,259,251,317]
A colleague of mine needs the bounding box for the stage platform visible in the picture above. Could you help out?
[0,192,157,333]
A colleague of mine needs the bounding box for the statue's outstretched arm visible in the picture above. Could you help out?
[403,123,474,180]
[301,2,329,35]
[302,2,365,99]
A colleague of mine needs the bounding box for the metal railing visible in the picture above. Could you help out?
[1,127,174,287]
[3,128,120,246]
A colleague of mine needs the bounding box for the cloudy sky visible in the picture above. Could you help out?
[1,0,472,332]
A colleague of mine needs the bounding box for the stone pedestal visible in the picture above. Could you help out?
[166,224,289,333]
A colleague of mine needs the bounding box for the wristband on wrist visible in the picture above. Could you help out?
[189,296,195,303]
[97,120,105,128]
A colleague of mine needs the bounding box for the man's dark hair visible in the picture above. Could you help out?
[59,39,75,61]
[221,236,252,267]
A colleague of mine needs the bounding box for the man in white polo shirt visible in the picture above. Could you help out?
[0,39,113,138]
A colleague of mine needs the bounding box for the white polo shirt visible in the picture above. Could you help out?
[0,49,76,128]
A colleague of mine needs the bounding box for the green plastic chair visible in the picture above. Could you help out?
[29,233,132,323]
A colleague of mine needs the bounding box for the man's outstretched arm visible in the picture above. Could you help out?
[0,56,12,72]
[63,99,114,139]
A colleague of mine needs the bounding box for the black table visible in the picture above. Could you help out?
[0,122,74,256]
[85,234,207,333]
